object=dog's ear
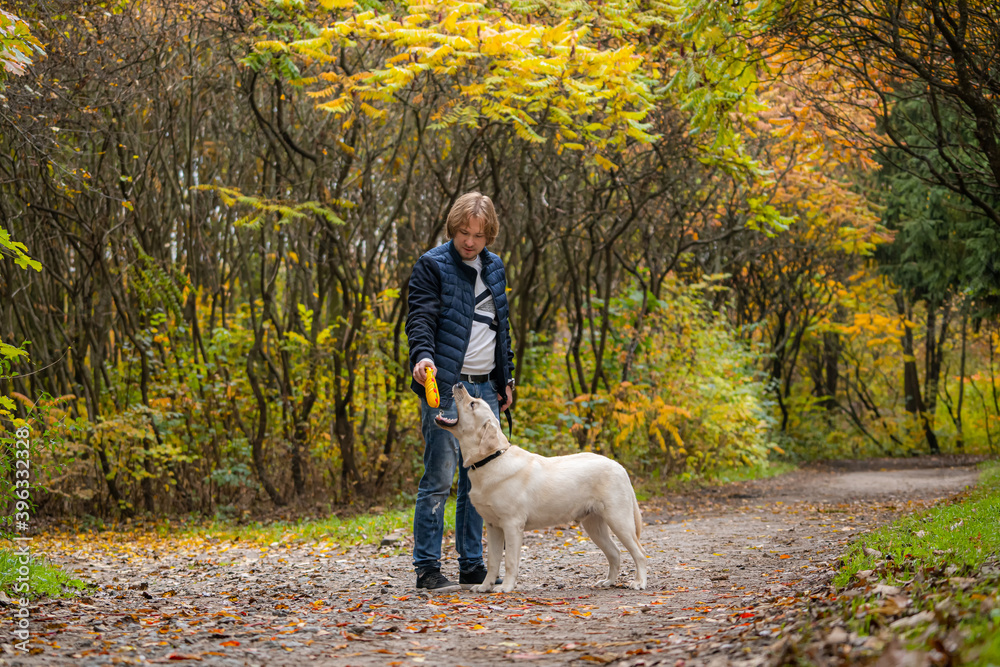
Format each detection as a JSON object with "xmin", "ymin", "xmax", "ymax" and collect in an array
[{"xmin": 479, "ymin": 418, "xmax": 508, "ymax": 458}]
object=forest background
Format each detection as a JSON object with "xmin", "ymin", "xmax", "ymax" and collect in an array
[{"xmin": 1, "ymin": 0, "xmax": 999, "ymax": 521}]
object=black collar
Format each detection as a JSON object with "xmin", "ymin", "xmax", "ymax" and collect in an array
[{"xmin": 469, "ymin": 449, "xmax": 505, "ymax": 470}]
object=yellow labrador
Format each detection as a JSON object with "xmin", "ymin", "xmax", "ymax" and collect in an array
[{"xmin": 435, "ymin": 384, "xmax": 647, "ymax": 593}]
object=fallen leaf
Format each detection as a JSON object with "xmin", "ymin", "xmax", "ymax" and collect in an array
[
  {"xmin": 826, "ymin": 627, "xmax": 849, "ymax": 644},
  {"xmin": 872, "ymin": 584, "xmax": 902, "ymax": 597},
  {"xmin": 873, "ymin": 595, "xmax": 909, "ymax": 616},
  {"xmin": 873, "ymin": 639, "xmax": 931, "ymax": 666},
  {"xmin": 889, "ymin": 610, "xmax": 936, "ymax": 630},
  {"xmin": 855, "ymin": 569, "xmax": 875, "ymax": 584}
]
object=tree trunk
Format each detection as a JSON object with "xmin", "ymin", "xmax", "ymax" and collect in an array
[
  {"xmin": 897, "ymin": 294, "xmax": 921, "ymax": 415},
  {"xmin": 335, "ymin": 398, "xmax": 359, "ymax": 500},
  {"xmin": 822, "ymin": 330, "xmax": 840, "ymax": 410},
  {"xmin": 772, "ymin": 312, "xmax": 789, "ymax": 432},
  {"xmin": 291, "ymin": 393, "xmax": 317, "ymax": 496},
  {"xmin": 955, "ymin": 312, "xmax": 966, "ymax": 449},
  {"xmin": 621, "ymin": 283, "xmax": 649, "ymax": 384},
  {"xmin": 923, "ymin": 299, "xmax": 950, "ymax": 425},
  {"xmin": 245, "ymin": 346, "xmax": 287, "ymax": 507},
  {"xmin": 896, "ymin": 293, "xmax": 939, "ymax": 453}
]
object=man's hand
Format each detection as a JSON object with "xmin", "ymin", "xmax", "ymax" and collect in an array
[
  {"xmin": 413, "ymin": 358, "xmax": 436, "ymax": 385},
  {"xmin": 499, "ymin": 384, "xmax": 514, "ymax": 410}
]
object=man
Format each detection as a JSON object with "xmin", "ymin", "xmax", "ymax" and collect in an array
[{"xmin": 405, "ymin": 192, "xmax": 516, "ymax": 593}]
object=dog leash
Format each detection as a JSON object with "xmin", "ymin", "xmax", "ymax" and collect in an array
[{"xmin": 503, "ymin": 407, "xmax": 513, "ymax": 440}]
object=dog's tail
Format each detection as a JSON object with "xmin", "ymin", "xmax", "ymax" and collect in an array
[{"xmin": 633, "ymin": 493, "xmax": 647, "ymax": 558}]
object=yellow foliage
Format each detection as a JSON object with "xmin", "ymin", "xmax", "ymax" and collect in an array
[
  {"xmin": 593, "ymin": 154, "xmax": 617, "ymax": 171},
  {"xmin": 253, "ymin": 0, "xmax": 667, "ymax": 156}
]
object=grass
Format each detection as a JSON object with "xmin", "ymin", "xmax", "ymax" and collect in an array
[
  {"xmin": 636, "ymin": 458, "xmax": 797, "ymax": 500},
  {"xmin": 178, "ymin": 498, "xmax": 458, "ymax": 548},
  {"xmin": 0, "ymin": 547, "xmax": 89, "ymax": 599},
  {"xmin": 705, "ymin": 459, "xmax": 797, "ymax": 485},
  {"xmin": 832, "ymin": 459, "xmax": 1000, "ymax": 665}
]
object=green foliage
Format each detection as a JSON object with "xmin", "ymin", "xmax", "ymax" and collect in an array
[
  {"xmin": 0, "ymin": 226, "xmax": 40, "ymax": 273},
  {"xmin": 876, "ymin": 95, "xmax": 1000, "ymax": 314},
  {"xmin": 1, "ymin": 210, "xmax": 47, "ymax": 527},
  {"xmin": 705, "ymin": 459, "xmax": 796, "ymax": 485},
  {"xmin": 128, "ymin": 237, "xmax": 187, "ymax": 321},
  {"xmin": 518, "ymin": 275, "xmax": 778, "ymax": 479},
  {"xmin": 0, "ymin": 8, "xmax": 44, "ymax": 86},
  {"xmin": 0, "ymin": 547, "xmax": 88, "ymax": 599},
  {"xmin": 25, "ymin": 277, "xmax": 424, "ymax": 511}
]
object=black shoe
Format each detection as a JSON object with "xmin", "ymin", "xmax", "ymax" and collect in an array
[
  {"xmin": 415, "ymin": 569, "xmax": 461, "ymax": 593},
  {"xmin": 459, "ymin": 564, "xmax": 503, "ymax": 589}
]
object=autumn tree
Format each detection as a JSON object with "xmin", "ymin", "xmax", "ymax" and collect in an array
[
  {"xmin": 764, "ymin": 0, "xmax": 1000, "ymax": 454},
  {"xmin": 771, "ymin": 0, "xmax": 1000, "ymax": 227}
]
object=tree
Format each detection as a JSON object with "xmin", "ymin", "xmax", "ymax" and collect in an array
[
  {"xmin": 772, "ymin": 0, "xmax": 1000, "ymax": 227},
  {"xmin": 872, "ymin": 95, "xmax": 1000, "ymax": 453}
]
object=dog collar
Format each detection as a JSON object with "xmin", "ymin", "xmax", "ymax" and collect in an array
[{"xmin": 469, "ymin": 449, "xmax": 505, "ymax": 470}]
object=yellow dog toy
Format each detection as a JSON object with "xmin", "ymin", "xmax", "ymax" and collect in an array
[{"xmin": 424, "ymin": 366, "xmax": 440, "ymax": 408}]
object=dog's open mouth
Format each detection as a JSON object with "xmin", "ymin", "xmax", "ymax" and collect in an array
[{"xmin": 435, "ymin": 413, "xmax": 458, "ymax": 427}]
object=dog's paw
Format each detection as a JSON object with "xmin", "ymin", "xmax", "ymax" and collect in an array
[
  {"xmin": 498, "ymin": 581, "xmax": 517, "ymax": 593},
  {"xmin": 627, "ymin": 579, "xmax": 647, "ymax": 590},
  {"xmin": 594, "ymin": 579, "xmax": 614, "ymax": 588},
  {"xmin": 471, "ymin": 583, "xmax": 494, "ymax": 593}
]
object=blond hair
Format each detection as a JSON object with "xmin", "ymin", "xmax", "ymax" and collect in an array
[{"xmin": 446, "ymin": 192, "xmax": 499, "ymax": 246}]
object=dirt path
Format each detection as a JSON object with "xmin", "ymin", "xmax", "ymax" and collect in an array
[{"xmin": 2, "ymin": 456, "xmax": 983, "ymax": 667}]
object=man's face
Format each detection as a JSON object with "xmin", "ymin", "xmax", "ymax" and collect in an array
[{"xmin": 454, "ymin": 216, "xmax": 487, "ymax": 260}]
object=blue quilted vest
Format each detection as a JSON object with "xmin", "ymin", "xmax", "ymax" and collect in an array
[{"xmin": 406, "ymin": 241, "xmax": 514, "ymax": 406}]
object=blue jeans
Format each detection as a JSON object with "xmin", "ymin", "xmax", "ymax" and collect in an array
[{"xmin": 413, "ymin": 378, "xmax": 501, "ymax": 575}]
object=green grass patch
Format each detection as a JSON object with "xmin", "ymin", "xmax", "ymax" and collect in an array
[
  {"xmin": 638, "ymin": 459, "xmax": 797, "ymax": 499},
  {"xmin": 705, "ymin": 459, "xmax": 798, "ymax": 485},
  {"xmin": 0, "ymin": 547, "xmax": 89, "ymax": 599},
  {"xmin": 180, "ymin": 498, "xmax": 457, "ymax": 549},
  {"xmin": 833, "ymin": 460, "xmax": 1000, "ymax": 665}
]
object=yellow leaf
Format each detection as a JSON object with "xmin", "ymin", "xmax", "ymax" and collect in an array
[{"xmin": 593, "ymin": 154, "xmax": 617, "ymax": 171}]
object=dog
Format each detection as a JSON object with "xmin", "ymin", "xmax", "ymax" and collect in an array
[{"xmin": 435, "ymin": 384, "xmax": 647, "ymax": 593}]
